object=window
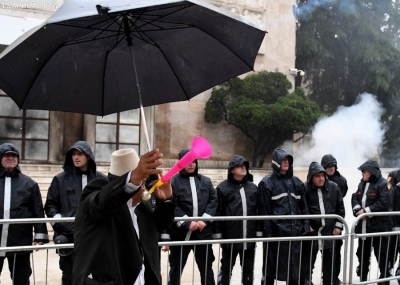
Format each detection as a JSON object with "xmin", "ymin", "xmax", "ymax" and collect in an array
[
  {"xmin": 0, "ymin": 92, "xmax": 49, "ymax": 161},
  {"xmin": 95, "ymin": 109, "xmax": 140, "ymax": 162}
]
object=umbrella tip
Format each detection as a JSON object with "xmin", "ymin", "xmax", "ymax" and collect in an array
[{"xmin": 96, "ymin": 5, "xmax": 110, "ymax": 15}]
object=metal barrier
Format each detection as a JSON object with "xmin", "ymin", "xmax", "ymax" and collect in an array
[
  {"xmin": 349, "ymin": 212, "xmax": 400, "ymax": 285},
  {"xmin": 0, "ymin": 214, "xmax": 399, "ymax": 285}
]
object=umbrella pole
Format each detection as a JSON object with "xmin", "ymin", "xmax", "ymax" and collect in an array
[{"xmin": 126, "ymin": 37, "xmax": 151, "ymax": 152}]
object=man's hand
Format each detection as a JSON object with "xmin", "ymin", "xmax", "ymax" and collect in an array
[
  {"xmin": 130, "ymin": 149, "xmax": 163, "ymax": 185},
  {"xmin": 196, "ymin": 221, "xmax": 207, "ymax": 232},
  {"xmin": 356, "ymin": 209, "xmax": 367, "ymax": 220},
  {"xmin": 356, "ymin": 209, "xmax": 364, "ymax": 216},
  {"xmin": 33, "ymin": 241, "xmax": 44, "ymax": 251},
  {"xmin": 161, "ymin": 245, "xmax": 169, "ymax": 252},
  {"xmin": 153, "ymin": 173, "xmax": 173, "ymax": 201},
  {"xmin": 189, "ymin": 222, "xmax": 198, "ymax": 232},
  {"xmin": 333, "ymin": 228, "xmax": 342, "ymax": 235}
]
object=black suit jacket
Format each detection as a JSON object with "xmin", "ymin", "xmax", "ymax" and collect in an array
[{"xmin": 72, "ymin": 174, "xmax": 175, "ymax": 285}]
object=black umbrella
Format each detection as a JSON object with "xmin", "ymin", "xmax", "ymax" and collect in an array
[{"xmin": 0, "ymin": 0, "xmax": 265, "ymax": 149}]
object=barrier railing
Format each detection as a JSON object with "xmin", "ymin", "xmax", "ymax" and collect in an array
[
  {"xmin": 349, "ymin": 211, "xmax": 400, "ymax": 285},
  {"xmin": 0, "ymin": 214, "xmax": 399, "ymax": 285}
]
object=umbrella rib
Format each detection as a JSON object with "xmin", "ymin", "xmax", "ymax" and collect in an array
[
  {"xmin": 127, "ymin": 4, "xmax": 193, "ymax": 32},
  {"xmin": 100, "ymin": 15, "xmax": 124, "ymax": 116},
  {"xmin": 53, "ymin": 22, "xmax": 121, "ymax": 33},
  {"xmin": 195, "ymin": 26, "xmax": 256, "ymax": 72},
  {"xmin": 63, "ymin": 33, "xmax": 124, "ymax": 46},
  {"xmin": 18, "ymin": 44, "xmax": 66, "ymax": 109},
  {"xmin": 90, "ymin": 14, "xmax": 123, "ymax": 42},
  {"xmin": 133, "ymin": 25, "xmax": 190, "ymax": 100},
  {"xmin": 131, "ymin": 3, "xmax": 258, "ymax": 72}
]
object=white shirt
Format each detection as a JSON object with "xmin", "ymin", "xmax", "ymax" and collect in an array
[{"xmin": 126, "ymin": 171, "xmax": 145, "ymax": 285}]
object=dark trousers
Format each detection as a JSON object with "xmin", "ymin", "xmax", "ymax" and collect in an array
[
  {"xmin": 311, "ymin": 246, "xmax": 335, "ymax": 285},
  {"xmin": 0, "ymin": 253, "xmax": 32, "ymax": 285},
  {"xmin": 388, "ymin": 235, "xmax": 400, "ymax": 269},
  {"xmin": 334, "ymin": 240, "xmax": 343, "ymax": 281},
  {"xmin": 262, "ymin": 241, "xmax": 301, "ymax": 285},
  {"xmin": 220, "ymin": 246, "xmax": 255, "ymax": 285},
  {"xmin": 59, "ymin": 254, "xmax": 73, "ymax": 285},
  {"xmin": 356, "ymin": 236, "xmax": 390, "ymax": 285},
  {"xmin": 169, "ymin": 244, "xmax": 215, "ymax": 285}
]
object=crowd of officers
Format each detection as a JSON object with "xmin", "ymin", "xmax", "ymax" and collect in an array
[{"xmin": 0, "ymin": 141, "xmax": 398, "ymax": 285}]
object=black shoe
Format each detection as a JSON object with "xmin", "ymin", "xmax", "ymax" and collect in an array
[{"xmin": 333, "ymin": 280, "xmax": 343, "ymax": 285}]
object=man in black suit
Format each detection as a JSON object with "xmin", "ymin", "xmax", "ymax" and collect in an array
[{"xmin": 72, "ymin": 148, "xmax": 176, "ymax": 285}]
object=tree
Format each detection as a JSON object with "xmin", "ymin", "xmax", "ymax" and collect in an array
[
  {"xmin": 204, "ymin": 71, "xmax": 321, "ymax": 167},
  {"xmin": 295, "ymin": 0, "xmax": 400, "ymax": 165},
  {"xmin": 381, "ymin": 95, "xmax": 400, "ymax": 167},
  {"xmin": 296, "ymin": 0, "xmax": 400, "ymax": 114}
]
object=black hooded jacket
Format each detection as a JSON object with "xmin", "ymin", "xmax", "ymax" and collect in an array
[
  {"xmin": 257, "ymin": 149, "xmax": 310, "ymax": 281},
  {"xmin": 258, "ymin": 148, "xmax": 310, "ymax": 237},
  {"xmin": 168, "ymin": 149, "xmax": 218, "ymax": 241},
  {"xmin": 0, "ymin": 143, "xmax": 49, "ymax": 254},
  {"xmin": 213, "ymin": 155, "xmax": 263, "ymax": 249},
  {"xmin": 305, "ymin": 162, "xmax": 345, "ymax": 249},
  {"xmin": 351, "ymin": 160, "xmax": 391, "ymax": 233},
  {"xmin": 321, "ymin": 154, "xmax": 348, "ymax": 197},
  {"xmin": 45, "ymin": 141, "xmax": 106, "ymax": 240},
  {"xmin": 388, "ymin": 169, "xmax": 400, "ymax": 230}
]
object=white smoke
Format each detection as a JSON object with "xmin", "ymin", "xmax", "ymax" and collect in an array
[{"xmin": 281, "ymin": 93, "xmax": 386, "ymax": 168}]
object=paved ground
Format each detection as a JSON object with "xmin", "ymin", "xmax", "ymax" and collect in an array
[{"xmin": 0, "ymin": 241, "xmax": 397, "ymax": 285}]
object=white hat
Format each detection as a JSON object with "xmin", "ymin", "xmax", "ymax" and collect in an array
[{"xmin": 109, "ymin": 149, "xmax": 140, "ymax": 176}]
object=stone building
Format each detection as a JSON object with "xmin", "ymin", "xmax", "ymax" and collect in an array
[{"xmin": 0, "ymin": 0, "xmax": 297, "ymax": 167}]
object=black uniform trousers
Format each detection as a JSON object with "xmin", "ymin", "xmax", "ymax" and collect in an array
[
  {"xmin": 220, "ymin": 245, "xmax": 255, "ymax": 285},
  {"xmin": 169, "ymin": 244, "xmax": 215, "ymax": 285},
  {"xmin": 311, "ymin": 246, "xmax": 335, "ymax": 285},
  {"xmin": 356, "ymin": 236, "xmax": 390, "ymax": 285},
  {"xmin": 388, "ymin": 235, "xmax": 400, "ymax": 269},
  {"xmin": 334, "ymin": 240, "xmax": 343, "ymax": 281},
  {"xmin": 59, "ymin": 254, "xmax": 73, "ymax": 285},
  {"xmin": 0, "ymin": 253, "xmax": 31, "ymax": 285}
]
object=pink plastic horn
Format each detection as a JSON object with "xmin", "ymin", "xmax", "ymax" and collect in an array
[{"xmin": 142, "ymin": 136, "xmax": 212, "ymax": 200}]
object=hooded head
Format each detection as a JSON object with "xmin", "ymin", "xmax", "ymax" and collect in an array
[
  {"xmin": 271, "ymin": 148, "xmax": 293, "ymax": 177},
  {"xmin": 63, "ymin": 141, "xmax": 96, "ymax": 173},
  {"xmin": 306, "ymin": 162, "xmax": 327, "ymax": 189},
  {"xmin": 0, "ymin": 143, "xmax": 21, "ymax": 174},
  {"xmin": 358, "ymin": 160, "xmax": 381, "ymax": 181},
  {"xmin": 178, "ymin": 148, "xmax": 198, "ymax": 175},
  {"xmin": 228, "ymin": 155, "xmax": 253, "ymax": 182},
  {"xmin": 321, "ymin": 154, "xmax": 338, "ymax": 169},
  {"xmin": 108, "ymin": 148, "xmax": 140, "ymax": 181},
  {"xmin": 0, "ymin": 143, "xmax": 20, "ymax": 163}
]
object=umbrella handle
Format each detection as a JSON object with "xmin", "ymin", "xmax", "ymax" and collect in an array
[{"xmin": 140, "ymin": 105, "xmax": 151, "ymax": 152}]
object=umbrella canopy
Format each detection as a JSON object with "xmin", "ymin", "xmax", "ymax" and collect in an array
[{"xmin": 0, "ymin": 0, "xmax": 265, "ymax": 116}]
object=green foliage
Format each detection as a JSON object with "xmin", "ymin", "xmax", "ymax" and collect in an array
[
  {"xmin": 296, "ymin": 0, "xmax": 400, "ymax": 113},
  {"xmin": 204, "ymin": 71, "xmax": 321, "ymax": 167},
  {"xmin": 295, "ymin": 0, "xmax": 400, "ymax": 165}
]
